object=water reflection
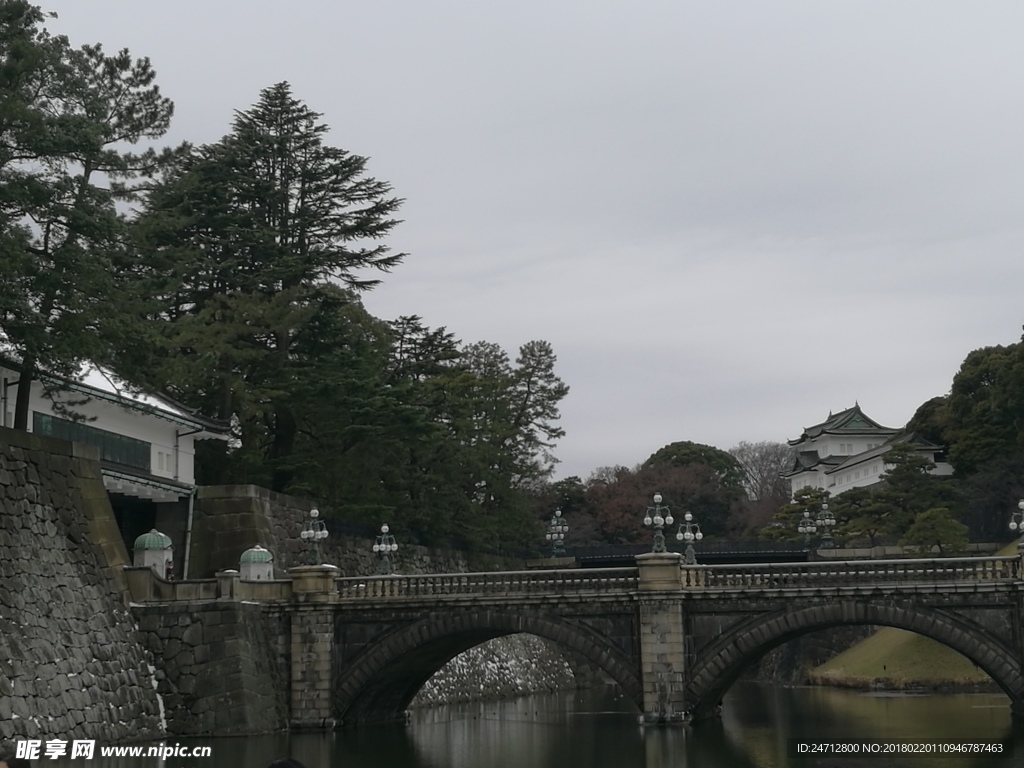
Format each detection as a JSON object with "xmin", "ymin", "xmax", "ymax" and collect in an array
[
  {"xmin": 44, "ymin": 683, "xmax": 1022, "ymax": 768},
  {"xmin": 391, "ymin": 692, "xmax": 643, "ymax": 768},
  {"xmin": 324, "ymin": 685, "xmax": 1017, "ymax": 768},
  {"xmin": 719, "ymin": 684, "xmax": 1017, "ymax": 768}
]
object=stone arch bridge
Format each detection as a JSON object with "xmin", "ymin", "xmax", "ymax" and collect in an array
[{"xmin": 127, "ymin": 552, "xmax": 1024, "ymax": 728}]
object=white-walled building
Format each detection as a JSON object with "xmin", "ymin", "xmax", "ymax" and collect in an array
[
  {"xmin": 783, "ymin": 404, "xmax": 953, "ymax": 498},
  {"xmin": 1, "ymin": 361, "xmax": 228, "ymax": 500},
  {"xmin": 1, "ymin": 359, "xmax": 230, "ymax": 575}
]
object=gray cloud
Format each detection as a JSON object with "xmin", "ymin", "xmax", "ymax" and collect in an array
[{"xmin": 45, "ymin": 0, "xmax": 1024, "ymax": 478}]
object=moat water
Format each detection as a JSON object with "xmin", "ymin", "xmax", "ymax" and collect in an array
[{"xmin": 46, "ymin": 682, "xmax": 1021, "ymax": 768}]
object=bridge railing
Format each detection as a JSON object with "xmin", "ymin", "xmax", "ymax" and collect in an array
[
  {"xmin": 686, "ymin": 555, "xmax": 1021, "ymax": 590},
  {"xmin": 335, "ymin": 567, "xmax": 639, "ymax": 600}
]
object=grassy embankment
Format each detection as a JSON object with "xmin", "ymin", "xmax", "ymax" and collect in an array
[{"xmin": 807, "ymin": 542, "xmax": 1018, "ymax": 691}]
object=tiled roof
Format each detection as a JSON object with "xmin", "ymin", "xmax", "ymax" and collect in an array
[
  {"xmin": 781, "ymin": 450, "xmax": 846, "ymax": 477},
  {"xmin": 0, "ymin": 354, "xmax": 230, "ymax": 437},
  {"xmin": 789, "ymin": 403, "xmax": 898, "ymax": 445}
]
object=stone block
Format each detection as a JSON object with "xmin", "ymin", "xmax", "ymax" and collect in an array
[
  {"xmin": 181, "ymin": 623, "xmax": 203, "ymax": 647},
  {"xmin": 145, "ymin": 634, "xmax": 163, "ymax": 654},
  {"xmin": 193, "ymin": 644, "xmax": 211, "ymax": 665},
  {"xmin": 199, "ymin": 710, "xmax": 217, "ymax": 733},
  {"xmin": 163, "ymin": 638, "xmax": 181, "ymax": 659},
  {"xmin": 178, "ymin": 673, "xmax": 197, "ymax": 694}
]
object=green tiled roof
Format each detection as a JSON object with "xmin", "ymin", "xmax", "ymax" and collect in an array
[
  {"xmin": 240, "ymin": 545, "xmax": 274, "ymax": 564},
  {"xmin": 134, "ymin": 529, "xmax": 172, "ymax": 550},
  {"xmin": 790, "ymin": 403, "xmax": 898, "ymax": 445}
]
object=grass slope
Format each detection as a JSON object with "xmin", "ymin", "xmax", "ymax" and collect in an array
[
  {"xmin": 808, "ymin": 541, "xmax": 1020, "ymax": 689},
  {"xmin": 808, "ymin": 627, "xmax": 990, "ymax": 689}
]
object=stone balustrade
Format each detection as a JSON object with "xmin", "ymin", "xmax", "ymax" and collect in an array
[
  {"xmin": 335, "ymin": 567, "xmax": 640, "ymax": 600},
  {"xmin": 688, "ymin": 555, "xmax": 1021, "ymax": 591},
  {"xmin": 125, "ymin": 555, "xmax": 1023, "ymax": 605}
]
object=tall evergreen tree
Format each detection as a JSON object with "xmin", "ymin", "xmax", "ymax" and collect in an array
[
  {"xmin": 133, "ymin": 83, "xmax": 404, "ymax": 490},
  {"xmin": 411, "ymin": 338, "xmax": 569, "ymax": 549}
]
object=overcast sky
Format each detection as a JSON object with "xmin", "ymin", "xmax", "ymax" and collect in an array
[{"xmin": 42, "ymin": 1, "xmax": 1024, "ymax": 479}]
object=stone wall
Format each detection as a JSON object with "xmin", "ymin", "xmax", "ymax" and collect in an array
[
  {"xmin": 0, "ymin": 426, "xmax": 165, "ymax": 746},
  {"xmin": 0, "ymin": 440, "xmax": 607, "ymax": 743},
  {"xmin": 745, "ymin": 626, "xmax": 876, "ymax": 685},
  {"xmin": 133, "ymin": 602, "xmax": 289, "ymax": 735},
  {"xmin": 189, "ymin": 484, "xmax": 520, "ymax": 578},
  {"xmin": 410, "ymin": 635, "xmax": 579, "ymax": 707}
]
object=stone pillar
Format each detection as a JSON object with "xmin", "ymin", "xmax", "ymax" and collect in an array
[
  {"xmin": 636, "ymin": 552, "xmax": 688, "ymax": 723},
  {"xmin": 290, "ymin": 564, "xmax": 340, "ymax": 601},
  {"xmin": 288, "ymin": 565, "xmax": 339, "ymax": 729},
  {"xmin": 217, "ymin": 569, "xmax": 240, "ymax": 600}
]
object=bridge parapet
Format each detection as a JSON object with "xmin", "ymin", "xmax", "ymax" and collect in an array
[
  {"xmin": 335, "ymin": 567, "xmax": 639, "ymax": 601},
  {"xmin": 691, "ymin": 555, "xmax": 1021, "ymax": 592},
  {"xmin": 124, "ymin": 566, "xmax": 293, "ymax": 602}
]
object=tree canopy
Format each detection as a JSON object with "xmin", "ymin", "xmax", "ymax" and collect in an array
[
  {"xmin": 121, "ymin": 83, "xmax": 571, "ymax": 549},
  {"xmin": 643, "ymin": 440, "xmax": 746, "ymax": 494},
  {"xmin": 729, "ymin": 440, "xmax": 795, "ymax": 503},
  {"xmin": 129, "ymin": 82, "xmax": 408, "ymax": 491},
  {"xmin": 761, "ymin": 486, "xmax": 830, "ymax": 541},
  {"xmin": 902, "ymin": 337, "xmax": 1024, "ymax": 539},
  {"xmin": 900, "ymin": 507, "xmax": 969, "ymax": 555},
  {"xmin": 535, "ymin": 440, "xmax": 750, "ymax": 548}
]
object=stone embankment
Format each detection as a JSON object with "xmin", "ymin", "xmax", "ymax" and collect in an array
[
  {"xmin": 0, "ymin": 427, "xmax": 165, "ymax": 746},
  {"xmin": 0, "ymin": 425, "xmax": 583, "ymax": 744},
  {"xmin": 411, "ymin": 635, "xmax": 578, "ymax": 707},
  {"xmin": 133, "ymin": 602, "xmax": 289, "ymax": 736}
]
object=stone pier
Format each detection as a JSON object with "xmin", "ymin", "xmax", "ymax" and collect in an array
[
  {"xmin": 635, "ymin": 552, "xmax": 687, "ymax": 723},
  {"xmin": 288, "ymin": 565, "xmax": 340, "ymax": 729}
]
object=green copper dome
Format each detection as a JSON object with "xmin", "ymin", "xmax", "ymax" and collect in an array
[
  {"xmin": 240, "ymin": 544, "xmax": 274, "ymax": 564},
  {"xmin": 134, "ymin": 529, "xmax": 172, "ymax": 550}
]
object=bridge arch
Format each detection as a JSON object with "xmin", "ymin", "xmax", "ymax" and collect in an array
[
  {"xmin": 334, "ymin": 608, "xmax": 643, "ymax": 724},
  {"xmin": 686, "ymin": 599, "xmax": 1024, "ymax": 721}
]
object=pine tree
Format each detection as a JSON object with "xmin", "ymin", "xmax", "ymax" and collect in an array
[
  {"xmin": 133, "ymin": 82, "xmax": 404, "ymax": 490},
  {"xmin": 763, "ymin": 486, "xmax": 830, "ymax": 541},
  {"xmin": 900, "ymin": 507, "xmax": 969, "ymax": 556},
  {"xmin": 0, "ymin": 1, "xmax": 175, "ymax": 427}
]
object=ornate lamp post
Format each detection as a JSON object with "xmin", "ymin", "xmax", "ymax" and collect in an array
[
  {"xmin": 545, "ymin": 508, "xmax": 568, "ymax": 557},
  {"xmin": 675, "ymin": 510, "xmax": 703, "ymax": 565},
  {"xmin": 816, "ymin": 501, "xmax": 836, "ymax": 549},
  {"xmin": 300, "ymin": 507, "xmax": 329, "ymax": 565},
  {"xmin": 1009, "ymin": 500, "xmax": 1024, "ymax": 536},
  {"xmin": 373, "ymin": 523, "xmax": 398, "ymax": 575},
  {"xmin": 798, "ymin": 509, "xmax": 817, "ymax": 546},
  {"xmin": 643, "ymin": 493, "xmax": 674, "ymax": 553}
]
